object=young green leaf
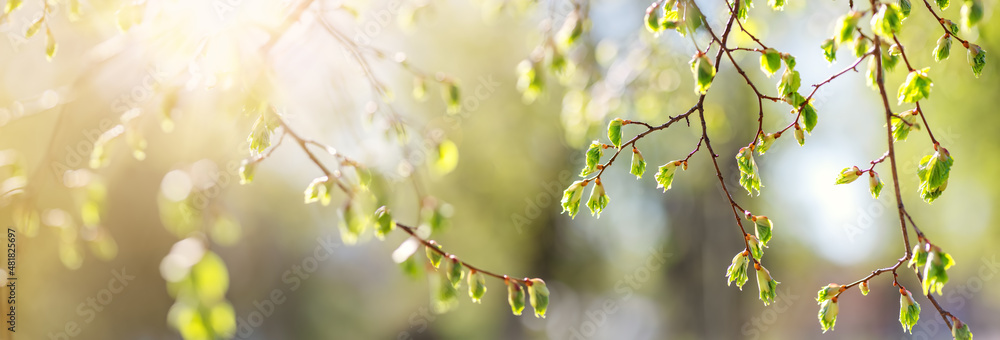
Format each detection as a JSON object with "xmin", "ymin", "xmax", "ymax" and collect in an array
[
  {"xmin": 755, "ymin": 264, "xmax": 779, "ymax": 306},
  {"xmin": 768, "ymin": 0, "xmax": 785, "ymax": 10},
  {"xmin": 908, "ymin": 240, "xmax": 930, "ymax": 273},
  {"xmin": 962, "ymin": 0, "xmax": 983, "ymax": 28},
  {"xmin": 891, "ymin": 109, "xmax": 920, "ymax": 141},
  {"xmin": 736, "ymin": 147, "xmax": 762, "ymax": 195},
  {"xmin": 968, "ymin": 44, "xmax": 987, "ymax": 78},
  {"xmin": 854, "ymin": 37, "xmax": 870, "ymax": 58},
  {"xmin": 816, "ymin": 283, "xmax": 842, "ymax": 302},
  {"xmin": 818, "ymin": 298, "xmax": 839, "ymax": 333},
  {"xmin": 835, "ymin": 12, "xmax": 862, "ymax": 45},
  {"xmin": 782, "ymin": 53, "xmax": 797, "ymax": 69},
  {"xmin": 507, "ymin": 280, "xmax": 526, "ymax": 316},
  {"xmin": 801, "ymin": 100, "xmax": 818, "ymax": 133},
  {"xmin": 760, "ymin": 48, "xmax": 782, "ymax": 77},
  {"xmin": 468, "ymin": 270, "xmax": 487, "ymax": 303},
  {"xmin": 922, "ymin": 246, "xmax": 955, "ymax": 295},
  {"xmin": 747, "ymin": 234, "xmax": 764, "ymax": 260},
  {"xmin": 899, "ymin": 0, "xmax": 912, "ymax": 18},
  {"xmin": 731, "ymin": 0, "xmax": 751, "ymax": 22},
  {"xmin": 443, "ymin": 82, "xmax": 461, "ymax": 114},
  {"xmin": 607, "ymin": 118, "xmax": 624, "ymax": 148},
  {"xmin": 447, "ymin": 258, "xmax": 465, "ymax": 289},
  {"xmin": 821, "ymin": 38, "xmax": 837, "ymax": 64},
  {"xmin": 900, "ymin": 289, "xmax": 921, "ymax": 333},
  {"xmin": 527, "ymin": 278, "xmax": 549, "ymax": 318},
  {"xmin": 586, "ymin": 178, "xmax": 610, "ymax": 218},
  {"xmin": 869, "ymin": 171, "xmax": 884, "ymax": 199},
  {"xmin": 426, "ymin": 243, "xmax": 444, "ymax": 268},
  {"xmin": 916, "ymin": 148, "xmax": 953, "ymax": 203},
  {"xmin": 936, "ymin": 0, "xmax": 950, "ymax": 10},
  {"xmin": 751, "ymin": 215, "xmax": 773, "ymax": 247},
  {"xmin": 897, "ymin": 68, "xmax": 933, "ymax": 105},
  {"xmin": 794, "ymin": 125, "xmax": 806, "ymax": 146},
  {"xmin": 655, "ymin": 161, "xmax": 681, "ymax": 192},
  {"xmin": 557, "ymin": 10, "xmax": 584, "ymax": 47},
  {"xmin": 690, "ymin": 53, "xmax": 716, "ymax": 94},
  {"xmin": 580, "ymin": 141, "xmax": 603, "ymax": 177},
  {"xmin": 952, "ymin": 318, "xmax": 973, "ymax": 340},
  {"xmin": 933, "ymin": 34, "xmax": 952, "ymax": 62},
  {"xmin": 645, "ymin": 3, "xmax": 662, "ymax": 33},
  {"xmin": 726, "ymin": 251, "xmax": 750, "ymax": 290},
  {"xmin": 560, "ymin": 180, "xmax": 588, "ymax": 218},
  {"xmin": 516, "ymin": 59, "xmax": 544, "ymax": 103},
  {"xmin": 871, "ymin": 3, "xmax": 903, "ymax": 38},
  {"xmin": 303, "ymin": 176, "xmax": 333, "ymax": 206},
  {"xmin": 756, "ymin": 132, "xmax": 777, "ymax": 155},
  {"xmin": 431, "ymin": 272, "xmax": 459, "ymax": 314},
  {"xmin": 630, "ymin": 148, "xmax": 647, "ymax": 179},
  {"xmin": 373, "ymin": 206, "xmax": 395, "ymax": 240},
  {"xmin": 860, "ymin": 280, "xmax": 870, "ymax": 296},
  {"xmin": 835, "ymin": 166, "xmax": 862, "ymax": 185},
  {"xmin": 944, "ymin": 19, "xmax": 960, "ymax": 35},
  {"xmin": 778, "ymin": 68, "xmax": 801, "ymax": 99}
]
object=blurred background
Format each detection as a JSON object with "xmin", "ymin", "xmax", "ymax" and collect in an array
[{"xmin": 0, "ymin": 0, "xmax": 998, "ymax": 339}]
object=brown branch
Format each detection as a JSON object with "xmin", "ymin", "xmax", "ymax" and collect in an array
[{"xmin": 397, "ymin": 223, "xmax": 531, "ymax": 284}]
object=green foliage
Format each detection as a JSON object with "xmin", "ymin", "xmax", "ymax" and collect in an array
[
  {"xmin": 900, "ymin": 290, "xmax": 921, "ymax": 333},
  {"xmin": 778, "ymin": 68, "xmax": 801, "ymax": 99},
  {"xmin": 426, "ymin": 244, "xmax": 444, "ymax": 268},
  {"xmin": 691, "ymin": 53, "xmax": 716, "ymax": 94},
  {"xmin": 756, "ymin": 133, "xmax": 776, "ymax": 155},
  {"xmin": 871, "ymin": 3, "xmax": 903, "ymax": 38},
  {"xmin": 655, "ymin": 161, "xmax": 681, "ymax": 192},
  {"xmin": 869, "ymin": 172, "xmax": 884, "ymax": 199},
  {"xmin": 854, "ymin": 38, "xmax": 870, "ymax": 58},
  {"xmin": 580, "ymin": 140, "xmax": 603, "ymax": 176},
  {"xmin": 630, "ymin": 148, "xmax": 647, "ymax": 179},
  {"xmin": 801, "ymin": 100, "xmax": 818, "ymax": 133},
  {"xmin": 917, "ymin": 148, "xmax": 953, "ymax": 203},
  {"xmin": 897, "ymin": 68, "xmax": 933, "ymax": 105},
  {"xmin": 373, "ymin": 206, "xmax": 395, "ymax": 240},
  {"xmin": 586, "ymin": 179, "xmax": 609, "ymax": 218},
  {"xmin": 752, "ymin": 215, "xmax": 773, "ymax": 247},
  {"xmin": 952, "ymin": 318, "xmax": 974, "ymax": 340},
  {"xmin": 795, "ymin": 126, "xmax": 806, "ymax": 146},
  {"xmin": 962, "ymin": 0, "xmax": 983, "ymax": 28},
  {"xmin": 736, "ymin": 146, "xmax": 762, "ymax": 195},
  {"xmin": 443, "ymin": 82, "xmax": 461, "ymax": 114},
  {"xmin": 447, "ymin": 259, "xmax": 465, "ymax": 288},
  {"xmin": 432, "ymin": 272, "xmax": 460, "ymax": 314},
  {"xmin": 303, "ymin": 176, "xmax": 333, "ymax": 206},
  {"xmin": 645, "ymin": 3, "xmax": 662, "ymax": 33},
  {"xmin": 891, "ymin": 109, "xmax": 920, "ymax": 142},
  {"xmin": 726, "ymin": 251, "xmax": 750, "ymax": 290},
  {"xmin": 822, "ymin": 38, "xmax": 838, "ymax": 64},
  {"xmin": 934, "ymin": 35, "xmax": 952, "ymax": 62},
  {"xmin": 816, "ymin": 283, "xmax": 841, "ymax": 302},
  {"xmin": 968, "ymin": 44, "xmax": 987, "ymax": 78},
  {"xmin": 732, "ymin": 0, "xmax": 751, "ymax": 22},
  {"xmin": 899, "ymin": 0, "xmax": 912, "ymax": 18},
  {"xmin": 516, "ymin": 60, "xmax": 544, "ymax": 103},
  {"xmin": 860, "ymin": 281, "xmax": 871, "ymax": 296},
  {"xmin": 760, "ymin": 48, "xmax": 782, "ymax": 77},
  {"xmin": 922, "ymin": 247, "xmax": 955, "ymax": 295},
  {"xmin": 561, "ymin": 180, "xmax": 588, "ymax": 218},
  {"xmin": 768, "ymin": 0, "xmax": 785, "ymax": 10},
  {"xmin": 835, "ymin": 166, "xmax": 862, "ymax": 185},
  {"xmin": 527, "ymin": 278, "xmax": 549, "ymax": 318},
  {"xmin": 835, "ymin": 12, "xmax": 862, "ymax": 44},
  {"xmin": 747, "ymin": 234, "xmax": 764, "ymax": 259},
  {"xmin": 607, "ymin": 118, "xmax": 624, "ymax": 148},
  {"xmin": 755, "ymin": 265, "xmax": 779, "ymax": 305},
  {"xmin": 506, "ymin": 281, "xmax": 526, "ymax": 316},
  {"xmin": 936, "ymin": 0, "xmax": 950, "ymax": 10},
  {"xmin": 468, "ymin": 271, "xmax": 487, "ymax": 303},
  {"xmin": 556, "ymin": 11, "xmax": 584, "ymax": 47},
  {"xmin": 818, "ymin": 299, "xmax": 839, "ymax": 333},
  {"xmin": 238, "ymin": 159, "xmax": 256, "ymax": 185}
]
